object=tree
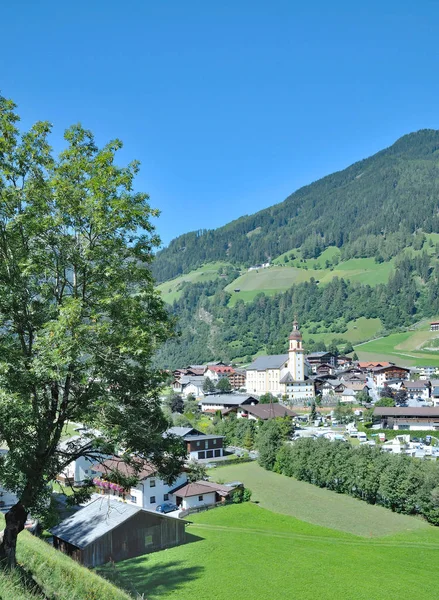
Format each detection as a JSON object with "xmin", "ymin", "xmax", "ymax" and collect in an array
[
  {"xmin": 394, "ymin": 389, "xmax": 408, "ymax": 405},
  {"xmin": 216, "ymin": 377, "xmax": 232, "ymax": 393},
  {"xmin": 203, "ymin": 376, "xmax": 216, "ymax": 394},
  {"xmin": 184, "ymin": 393, "xmax": 199, "ymax": 414},
  {"xmin": 352, "ymin": 352, "xmax": 359, "ymax": 361},
  {"xmin": 309, "ymin": 403, "xmax": 317, "ymax": 422},
  {"xmin": 187, "ymin": 461, "xmax": 208, "ymax": 483},
  {"xmin": 343, "ymin": 342, "xmax": 354, "ymax": 355},
  {"xmin": 356, "ymin": 391, "xmax": 370, "ymax": 406},
  {"xmin": 375, "ymin": 397, "xmax": 396, "ymax": 407},
  {"xmin": 259, "ymin": 392, "xmax": 276, "ymax": 404},
  {"xmin": 0, "ymin": 96, "xmax": 186, "ymax": 567},
  {"xmin": 256, "ymin": 420, "xmax": 285, "ymax": 471},
  {"xmin": 164, "ymin": 391, "xmax": 184, "ymax": 414}
]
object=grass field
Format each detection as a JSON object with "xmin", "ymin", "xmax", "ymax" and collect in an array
[
  {"xmin": 207, "ymin": 462, "xmax": 426, "ymax": 536},
  {"xmin": 156, "ymin": 261, "xmax": 233, "ymax": 304},
  {"xmin": 100, "ymin": 500, "xmax": 439, "ymax": 600},
  {"xmin": 302, "ymin": 317, "xmax": 383, "ymax": 346},
  {"xmin": 356, "ymin": 319, "xmax": 439, "ymax": 367},
  {"xmin": 225, "ymin": 258, "xmax": 394, "ymax": 306}
]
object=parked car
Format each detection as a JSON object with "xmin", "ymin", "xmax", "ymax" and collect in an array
[{"xmin": 156, "ymin": 501, "xmax": 179, "ymax": 514}]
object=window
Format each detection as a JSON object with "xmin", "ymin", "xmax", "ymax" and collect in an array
[
  {"xmin": 150, "ymin": 496, "xmax": 156, "ymax": 504},
  {"xmin": 205, "ymin": 441, "xmax": 209, "ymax": 449},
  {"xmin": 198, "ymin": 495, "xmax": 203, "ymax": 501},
  {"xmin": 130, "ymin": 495, "xmax": 137, "ymax": 504},
  {"xmin": 213, "ymin": 439, "xmax": 217, "ymax": 445},
  {"xmin": 150, "ymin": 479, "xmax": 156, "ymax": 488},
  {"xmin": 164, "ymin": 493, "xmax": 169, "ymax": 501},
  {"xmin": 196, "ymin": 441, "xmax": 200, "ymax": 447}
]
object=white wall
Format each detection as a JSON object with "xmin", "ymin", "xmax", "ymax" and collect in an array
[
  {"xmin": 180, "ymin": 491, "xmax": 216, "ymax": 510},
  {"xmin": 126, "ymin": 472, "xmax": 188, "ymax": 510}
]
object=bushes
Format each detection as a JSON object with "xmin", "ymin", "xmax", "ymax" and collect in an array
[{"xmin": 271, "ymin": 437, "xmax": 439, "ymax": 525}]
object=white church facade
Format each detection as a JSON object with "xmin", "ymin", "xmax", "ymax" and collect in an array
[{"xmin": 245, "ymin": 319, "xmax": 315, "ymax": 401}]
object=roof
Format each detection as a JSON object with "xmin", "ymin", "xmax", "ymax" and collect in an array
[
  {"xmin": 307, "ymin": 351, "xmax": 333, "ymax": 359},
  {"xmin": 371, "ymin": 365, "xmax": 410, "ymax": 373},
  {"xmin": 170, "ymin": 480, "xmax": 234, "ymax": 498},
  {"xmin": 342, "ymin": 389, "xmax": 356, "ymax": 396},
  {"xmin": 167, "ymin": 426, "xmax": 202, "ymax": 438},
  {"xmin": 404, "ymin": 381, "xmax": 429, "ymax": 388},
  {"xmin": 247, "ymin": 354, "xmax": 288, "ymax": 371},
  {"xmin": 183, "ymin": 434, "xmax": 224, "ymax": 441},
  {"xmin": 373, "ymin": 407, "xmax": 439, "ymax": 417},
  {"xmin": 279, "ymin": 372, "xmax": 294, "ymax": 384},
  {"xmin": 206, "ymin": 365, "xmax": 235, "ymax": 374},
  {"xmin": 179, "ymin": 375, "xmax": 205, "ymax": 385},
  {"xmin": 430, "ymin": 321, "xmax": 439, "ymax": 325},
  {"xmin": 50, "ymin": 498, "xmax": 141, "ymax": 548},
  {"xmin": 92, "ymin": 457, "xmax": 156, "ymax": 480},
  {"xmin": 358, "ymin": 361, "xmax": 393, "ymax": 368},
  {"xmin": 240, "ymin": 403, "xmax": 297, "ymax": 419},
  {"xmin": 345, "ymin": 382, "xmax": 369, "ymax": 391},
  {"xmin": 200, "ymin": 394, "xmax": 258, "ymax": 406}
]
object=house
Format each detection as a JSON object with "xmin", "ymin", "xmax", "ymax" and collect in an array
[
  {"xmin": 50, "ymin": 497, "xmax": 187, "ymax": 567},
  {"xmin": 198, "ymin": 393, "xmax": 259, "ymax": 413},
  {"xmin": 371, "ymin": 365, "xmax": 410, "ymax": 388},
  {"xmin": 337, "ymin": 356, "xmax": 354, "ymax": 369},
  {"xmin": 430, "ymin": 380, "xmax": 439, "ymax": 406},
  {"xmin": 343, "ymin": 382, "xmax": 370, "ymax": 396},
  {"xmin": 418, "ymin": 366, "xmax": 439, "ymax": 380},
  {"xmin": 373, "ymin": 406, "xmax": 439, "ymax": 430},
  {"xmin": 430, "ymin": 321, "xmax": 439, "ymax": 331},
  {"xmin": 315, "ymin": 363, "xmax": 335, "ymax": 377},
  {"xmin": 204, "ymin": 365, "xmax": 235, "ymax": 382},
  {"xmin": 340, "ymin": 388, "xmax": 356, "ymax": 403},
  {"xmin": 358, "ymin": 361, "xmax": 394, "ymax": 372},
  {"xmin": 306, "ymin": 352, "xmax": 337, "ymax": 371},
  {"xmin": 170, "ymin": 480, "xmax": 239, "ymax": 510},
  {"xmin": 167, "ymin": 426, "xmax": 225, "ymax": 461},
  {"xmin": 234, "ymin": 403, "xmax": 297, "ymax": 421},
  {"xmin": 246, "ymin": 319, "xmax": 315, "ymax": 401},
  {"xmin": 92, "ymin": 457, "xmax": 188, "ymax": 511},
  {"xmin": 318, "ymin": 379, "xmax": 346, "ymax": 397},
  {"xmin": 229, "ymin": 369, "xmax": 246, "ymax": 390},
  {"xmin": 173, "ymin": 375, "xmax": 205, "ymax": 398},
  {"xmin": 57, "ymin": 435, "xmax": 108, "ymax": 486},
  {"xmin": 402, "ymin": 380, "xmax": 431, "ymax": 400}
]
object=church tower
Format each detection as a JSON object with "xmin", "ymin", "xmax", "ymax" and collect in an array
[{"xmin": 288, "ymin": 316, "xmax": 304, "ymax": 381}]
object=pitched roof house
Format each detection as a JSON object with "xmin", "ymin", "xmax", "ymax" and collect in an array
[{"xmin": 50, "ymin": 497, "xmax": 187, "ymax": 567}]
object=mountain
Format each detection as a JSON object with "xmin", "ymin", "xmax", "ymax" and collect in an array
[
  {"xmin": 153, "ymin": 130, "xmax": 439, "ymax": 283},
  {"xmin": 152, "ymin": 131, "xmax": 439, "ymax": 369}
]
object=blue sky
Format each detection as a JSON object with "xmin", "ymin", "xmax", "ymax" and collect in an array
[{"xmin": 2, "ymin": 0, "xmax": 439, "ymax": 246}]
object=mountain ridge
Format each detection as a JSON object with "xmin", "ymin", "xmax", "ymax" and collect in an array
[{"xmin": 153, "ymin": 129, "xmax": 439, "ymax": 283}]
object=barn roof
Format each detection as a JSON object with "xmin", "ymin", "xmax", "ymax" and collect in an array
[{"xmin": 50, "ymin": 498, "xmax": 141, "ymax": 548}]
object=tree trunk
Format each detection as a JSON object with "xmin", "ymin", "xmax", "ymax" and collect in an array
[{"xmin": 0, "ymin": 502, "xmax": 28, "ymax": 568}]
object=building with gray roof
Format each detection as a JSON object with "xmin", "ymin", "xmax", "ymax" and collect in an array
[{"xmin": 50, "ymin": 497, "xmax": 187, "ymax": 567}]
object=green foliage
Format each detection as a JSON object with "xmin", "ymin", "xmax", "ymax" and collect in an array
[
  {"xmin": 375, "ymin": 397, "xmax": 396, "ymax": 407},
  {"xmin": 271, "ymin": 437, "xmax": 439, "ymax": 525},
  {"xmin": 203, "ymin": 377, "xmax": 216, "ymax": 393},
  {"xmin": 256, "ymin": 418, "xmax": 292, "ymax": 470},
  {"xmin": 333, "ymin": 403, "xmax": 355, "ymax": 424},
  {"xmin": 187, "ymin": 461, "xmax": 208, "ymax": 483},
  {"xmin": 259, "ymin": 393, "xmax": 276, "ymax": 404},
  {"xmin": 216, "ymin": 377, "xmax": 231, "ymax": 393},
  {"xmin": 0, "ymin": 95, "xmax": 186, "ymax": 537}
]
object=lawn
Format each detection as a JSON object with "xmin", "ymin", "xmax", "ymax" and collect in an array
[
  {"xmin": 99, "ymin": 502, "xmax": 439, "ymax": 600},
  {"xmin": 356, "ymin": 326, "xmax": 439, "ymax": 367},
  {"xmin": 207, "ymin": 462, "xmax": 427, "ymax": 536}
]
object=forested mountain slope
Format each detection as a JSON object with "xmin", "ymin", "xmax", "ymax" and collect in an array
[
  {"xmin": 153, "ymin": 130, "xmax": 439, "ymax": 283},
  {"xmin": 153, "ymin": 130, "xmax": 439, "ymax": 368}
]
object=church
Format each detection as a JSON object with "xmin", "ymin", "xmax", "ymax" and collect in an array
[{"xmin": 245, "ymin": 319, "xmax": 315, "ymax": 401}]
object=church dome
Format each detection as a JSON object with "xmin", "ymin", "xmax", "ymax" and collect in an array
[{"xmin": 289, "ymin": 318, "xmax": 302, "ymax": 340}]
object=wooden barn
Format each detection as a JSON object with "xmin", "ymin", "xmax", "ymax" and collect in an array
[{"xmin": 50, "ymin": 497, "xmax": 187, "ymax": 567}]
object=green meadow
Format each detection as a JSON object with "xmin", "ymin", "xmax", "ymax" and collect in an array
[
  {"xmin": 156, "ymin": 261, "xmax": 233, "ymax": 304},
  {"xmin": 356, "ymin": 319, "xmax": 439, "ymax": 367},
  {"xmin": 99, "ymin": 463, "xmax": 439, "ymax": 600}
]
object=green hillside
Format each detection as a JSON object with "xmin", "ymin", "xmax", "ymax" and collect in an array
[
  {"xmin": 0, "ymin": 516, "xmax": 131, "ymax": 600},
  {"xmin": 98, "ymin": 500, "xmax": 439, "ymax": 600},
  {"xmin": 153, "ymin": 131, "xmax": 439, "ymax": 368},
  {"xmin": 153, "ymin": 129, "xmax": 439, "ymax": 283}
]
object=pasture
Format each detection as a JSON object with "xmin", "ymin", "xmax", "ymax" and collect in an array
[
  {"xmin": 100, "ymin": 500, "xmax": 439, "ymax": 600},
  {"xmin": 156, "ymin": 261, "xmax": 233, "ymax": 304}
]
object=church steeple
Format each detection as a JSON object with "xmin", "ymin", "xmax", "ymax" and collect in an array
[
  {"xmin": 288, "ymin": 314, "xmax": 304, "ymax": 380},
  {"xmin": 289, "ymin": 315, "xmax": 302, "ymax": 346}
]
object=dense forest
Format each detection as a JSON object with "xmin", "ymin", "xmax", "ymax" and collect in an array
[
  {"xmin": 154, "ymin": 249, "xmax": 439, "ymax": 368},
  {"xmin": 153, "ymin": 130, "xmax": 439, "ymax": 283}
]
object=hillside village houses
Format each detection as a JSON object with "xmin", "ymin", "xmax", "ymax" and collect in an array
[{"xmin": 245, "ymin": 318, "xmax": 315, "ymax": 401}]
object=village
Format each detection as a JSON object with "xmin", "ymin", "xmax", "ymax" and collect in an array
[{"xmin": 1, "ymin": 317, "xmax": 438, "ymax": 570}]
